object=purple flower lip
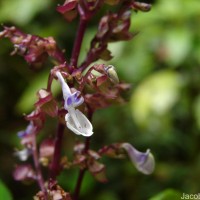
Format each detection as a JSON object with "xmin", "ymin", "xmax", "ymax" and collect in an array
[
  {"xmin": 65, "ymin": 91, "xmax": 83, "ymax": 108},
  {"xmin": 17, "ymin": 122, "xmax": 35, "ymax": 138},
  {"xmin": 17, "ymin": 130, "xmax": 27, "ymax": 138}
]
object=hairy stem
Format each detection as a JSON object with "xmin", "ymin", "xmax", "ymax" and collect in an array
[
  {"xmin": 70, "ymin": 18, "xmax": 88, "ymax": 68},
  {"xmin": 32, "ymin": 134, "xmax": 47, "ymax": 197},
  {"xmin": 50, "ymin": 122, "xmax": 65, "ymax": 179}
]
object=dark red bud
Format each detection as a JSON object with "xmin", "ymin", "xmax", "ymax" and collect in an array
[{"xmin": 131, "ymin": 2, "xmax": 152, "ymax": 12}]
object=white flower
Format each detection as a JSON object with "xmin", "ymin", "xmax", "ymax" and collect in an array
[
  {"xmin": 14, "ymin": 148, "xmax": 32, "ymax": 161},
  {"xmin": 56, "ymin": 71, "xmax": 93, "ymax": 137}
]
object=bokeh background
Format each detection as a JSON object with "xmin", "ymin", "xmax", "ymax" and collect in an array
[{"xmin": 0, "ymin": 0, "xmax": 200, "ymax": 199}]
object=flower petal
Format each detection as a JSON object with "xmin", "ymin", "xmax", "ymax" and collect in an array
[
  {"xmin": 56, "ymin": 71, "xmax": 71, "ymax": 99},
  {"xmin": 65, "ymin": 109, "xmax": 93, "ymax": 137},
  {"xmin": 121, "ymin": 143, "xmax": 155, "ymax": 175},
  {"xmin": 14, "ymin": 148, "xmax": 32, "ymax": 161},
  {"xmin": 65, "ymin": 113, "xmax": 81, "ymax": 135}
]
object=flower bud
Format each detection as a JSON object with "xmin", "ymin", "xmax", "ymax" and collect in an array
[
  {"xmin": 131, "ymin": 2, "xmax": 152, "ymax": 12},
  {"xmin": 104, "ymin": 65, "xmax": 119, "ymax": 84}
]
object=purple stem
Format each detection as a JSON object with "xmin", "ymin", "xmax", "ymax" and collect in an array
[
  {"xmin": 70, "ymin": 2, "xmax": 100, "ymax": 198},
  {"xmin": 32, "ymin": 134, "xmax": 47, "ymax": 198},
  {"xmin": 50, "ymin": 122, "xmax": 65, "ymax": 179},
  {"xmin": 73, "ymin": 137, "xmax": 91, "ymax": 200},
  {"xmin": 47, "ymin": 73, "xmax": 53, "ymax": 92},
  {"xmin": 73, "ymin": 169, "xmax": 86, "ymax": 200},
  {"xmin": 70, "ymin": 18, "xmax": 88, "ymax": 68},
  {"xmin": 73, "ymin": 108, "xmax": 92, "ymax": 200}
]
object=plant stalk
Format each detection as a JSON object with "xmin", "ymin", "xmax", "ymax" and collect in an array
[
  {"xmin": 50, "ymin": 122, "xmax": 65, "ymax": 179},
  {"xmin": 73, "ymin": 137, "xmax": 91, "ymax": 200},
  {"xmin": 70, "ymin": 18, "xmax": 88, "ymax": 68},
  {"xmin": 32, "ymin": 134, "xmax": 47, "ymax": 198}
]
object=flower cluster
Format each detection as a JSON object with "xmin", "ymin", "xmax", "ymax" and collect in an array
[
  {"xmin": 0, "ymin": 26, "xmax": 65, "ymax": 68},
  {"xmin": 0, "ymin": 0, "xmax": 154, "ymax": 198}
]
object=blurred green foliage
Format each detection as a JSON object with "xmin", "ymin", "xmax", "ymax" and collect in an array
[
  {"xmin": 0, "ymin": 0, "xmax": 51, "ymax": 25},
  {"xmin": 0, "ymin": 180, "xmax": 13, "ymax": 200},
  {"xmin": 0, "ymin": 0, "xmax": 200, "ymax": 199},
  {"xmin": 150, "ymin": 189, "xmax": 182, "ymax": 200}
]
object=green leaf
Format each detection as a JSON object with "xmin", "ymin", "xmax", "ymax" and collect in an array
[
  {"xmin": 150, "ymin": 189, "xmax": 181, "ymax": 200},
  {"xmin": 0, "ymin": 180, "xmax": 13, "ymax": 200}
]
